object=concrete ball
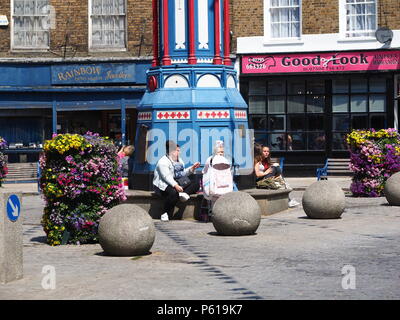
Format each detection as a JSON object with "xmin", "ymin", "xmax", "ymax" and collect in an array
[
  {"xmin": 99, "ymin": 204, "xmax": 155, "ymax": 256},
  {"xmin": 302, "ymin": 180, "xmax": 345, "ymax": 219},
  {"xmin": 212, "ymin": 192, "xmax": 261, "ymax": 236},
  {"xmin": 384, "ymin": 172, "xmax": 400, "ymax": 206}
]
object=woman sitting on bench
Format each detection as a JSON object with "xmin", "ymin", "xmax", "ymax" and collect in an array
[{"xmin": 254, "ymin": 145, "xmax": 284, "ymax": 189}]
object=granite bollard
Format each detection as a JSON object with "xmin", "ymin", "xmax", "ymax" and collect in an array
[
  {"xmin": 302, "ymin": 180, "xmax": 345, "ymax": 219},
  {"xmin": 212, "ymin": 191, "xmax": 261, "ymax": 236},
  {"xmin": 0, "ymin": 191, "xmax": 23, "ymax": 284},
  {"xmin": 98, "ymin": 204, "xmax": 155, "ymax": 256},
  {"xmin": 384, "ymin": 172, "xmax": 400, "ymax": 206}
]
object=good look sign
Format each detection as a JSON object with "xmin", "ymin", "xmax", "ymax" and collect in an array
[{"xmin": 242, "ymin": 50, "xmax": 400, "ymax": 74}]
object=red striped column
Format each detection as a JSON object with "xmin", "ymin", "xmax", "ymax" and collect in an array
[
  {"xmin": 188, "ymin": 0, "xmax": 197, "ymax": 64},
  {"xmin": 223, "ymin": 0, "xmax": 231, "ymax": 65},
  {"xmin": 213, "ymin": 0, "xmax": 223, "ymax": 65},
  {"xmin": 151, "ymin": 0, "xmax": 159, "ymax": 67},
  {"xmin": 161, "ymin": 0, "xmax": 171, "ymax": 66}
]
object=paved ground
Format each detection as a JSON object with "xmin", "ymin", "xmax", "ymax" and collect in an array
[{"xmin": 1, "ymin": 183, "xmax": 399, "ymax": 300}]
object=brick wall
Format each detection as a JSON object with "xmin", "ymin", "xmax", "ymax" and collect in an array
[{"xmin": 0, "ymin": 1, "xmax": 11, "ymax": 53}]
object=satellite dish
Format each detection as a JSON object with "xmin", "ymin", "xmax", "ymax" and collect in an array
[{"xmin": 375, "ymin": 27, "xmax": 393, "ymax": 44}]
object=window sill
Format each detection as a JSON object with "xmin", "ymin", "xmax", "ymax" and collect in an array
[
  {"xmin": 88, "ymin": 47, "xmax": 127, "ymax": 53},
  {"xmin": 337, "ymin": 37, "xmax": 377, "ymax": 43},
  {"xmin": 263, "ymin": 38, "xmax": 304, "ymax": 46},
  {"xmin": 11, "ymin": 48, "xmax": 50, "ymax": 52}
]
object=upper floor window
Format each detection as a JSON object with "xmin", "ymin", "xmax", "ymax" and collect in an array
[
  {"xmin": 12, "ymin": 0, "xmax": 50, "ymax": 49},
  {"xmin": 265, "ymin": 0, "xmax": 301, "ymax": 40},
  {"xmin": 341, "ymin": 0, "xmax": 377, "ymax": 38},
  {"xmin": 89, "ymin": 0, "xmax": 127, "ymax": 50}
]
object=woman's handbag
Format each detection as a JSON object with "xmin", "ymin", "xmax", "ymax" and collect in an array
[{"xmin": 177, "ymin": 176, "xmax": 191, "ymax": 188}]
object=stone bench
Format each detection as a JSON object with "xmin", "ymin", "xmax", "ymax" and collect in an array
[{"xmin": 124, "ymin": 188, "xmax": 292, "ymax": 220}]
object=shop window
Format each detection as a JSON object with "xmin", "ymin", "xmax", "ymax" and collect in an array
[
  {"xmin": 265, "ymin": 0, "xmax": 301, "ymax": 40},
  {"xmin": 370, "ymin": 114, "xmax": 386, "ymax": 129},
  {"xmin": 351, "ymin": 78, "xmax": 368, "ymax": 93},
  {"xmin": 332, "ymin": 133, "xmax": 348, "ymax": 151},
  {"xmin": 12, "ymin": 0, "xmax": 50, "ymax": 49},
  {"xmin": 287, "ymin": 96, "xmax": 304, "ymax": 113},
  {"xmin": 308, "ymin": 132, "xmax": 326, "ymax": 151},
  {"xmin": 332, "ymin": 76, "xmax": 389, "ymax": 150},
  {"xmin": 307, "ymin": 95, "xmax": 325, "ymax": 113},
  {"xmin": 333, "ymin": 80, "xmax": 349, "ymax": 94},
  {"xmin": 351, "ymin": 114, "xmax": 369, "ymax": 129},
  {"xmin": 287, "ymin": 114, "xmax": 305, "ymax": 131},
  {"xmin": 250, "ymin": 115, "xmax": 267, "ymax": 130},
  {"xmin": 333, "ymin": 115, "xmax": 350, "ymax": 131},
  {"xmin": 249, "ymin": 96, "xmax": 266, "ymax": 114},
  {"xmin": 268, "ymin": 115, "xmax": 286, "ymax": 131},
  {"xmin": 351, "ymin": 95, "xmax": 368, "ymax": 112},
  {"xmin": 333, "ymin": 95, "xmax": 349, "ymax": 113},
  {"xmin": 248, "ymin": 76, "xmax": 389, "ymax": 153},
  {"xmin": 308, "ymin": 115, "xmax": 324, "ymax": 131},
  {"xmin": 268, "ymin": 96, "xmax": 285, "ymax": 114},
  {"xmin": 90, "ymin": 0, "xmax": 126, "ymax": 50},
  {"xmin": 339, "ymin": 0, "xmax": 377, "ymax": 38},
  {"xmin": 369, "ymin": 95, "xmax": 386, "ymax": 112}
]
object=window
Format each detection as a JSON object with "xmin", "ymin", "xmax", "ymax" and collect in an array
[
  {"xmin": 250, "ymin": 79, "xmax": 326, "ymax": 152},
  {"xmin": 265, "ymin": 0, "xmax": 301, "ymax": 40},
  {"xmin": 12, "ymin": 0, "xmax": 50, "ymax": 49},
  {"xmin": 340, "ymin": 0, "xmax": 377, "ymax": 38},
  {"xmin": 332, "ymin": 77, "xmax": 388, "ymax": 150},
  {"xmin": 248, "ymin": 76, "xmax": 389, "ymax": 152},
  {"xmin": 89, "ymin": 0, "xmax": 126, "ymax": 50}
]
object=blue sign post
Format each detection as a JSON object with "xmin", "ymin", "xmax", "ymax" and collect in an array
[{"xmin": 7, "ymin": 194, "xmax": 21, "ymax": 222}]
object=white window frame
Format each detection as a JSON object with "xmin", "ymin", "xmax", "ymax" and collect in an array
[
  {"xmin": 264, "ymin": 0, "xmax": 302, "ymax": 43},
  {"xmin": 10, "ymin": 0, "xmax": 51, "ymax": 51},
  {"xmin": 88, "ymin": 0, "xmax": 127, "ymax": 52},
  {"xmin": 339, "ymin": 0, "xmax": 378, "ymax": 40}
]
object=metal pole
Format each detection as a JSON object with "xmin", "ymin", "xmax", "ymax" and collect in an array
[
  {"xmin": 121, "ymin": 98, "xmax": 127, "ymax": 146},
  {"xmin": 52, "ymin": 100, "xmax": 57, "ymax": 135}
]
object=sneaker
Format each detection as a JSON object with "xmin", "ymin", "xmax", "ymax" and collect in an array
[
  {"xmin": 288, "ymin": 199, "xmax": 300, "ymax": 207},
  {"xmin": 160, "ymin": 212, "xmax": 169, "ymax": 222},
  {"xmin": 179, "ymin": 192, "xmax": 190, "ymax": 202}
]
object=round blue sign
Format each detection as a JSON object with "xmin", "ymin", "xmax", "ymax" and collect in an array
[{"xmin": 7, "ymin": 194, "xmax": 20, "ymax": 222}]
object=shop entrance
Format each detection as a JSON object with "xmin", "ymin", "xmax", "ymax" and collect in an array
[{"xmin": 57, "ymin": 110, "xmax": 137, "ymax": 147}]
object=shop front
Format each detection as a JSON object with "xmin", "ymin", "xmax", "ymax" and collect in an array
[
  {"xmin": 240, "ymin": 50, "xmax": 400, "ymax": 169},
  {"xmin": 0, "ymin": 60, "xmax": 150, "ymax": 163}
]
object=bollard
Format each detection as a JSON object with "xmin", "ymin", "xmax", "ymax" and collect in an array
[{"xmin": 0, "ymin": 191, "xmax": 23, "ymax": 284}]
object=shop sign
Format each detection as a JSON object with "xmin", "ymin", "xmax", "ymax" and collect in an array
[
  {"xmin": 51, "ymin": 63, "xmax": 136, "ymax": 84},
  {"xmin": 242, "ymin": 50, "xmax": 400, "ymax": 74}
]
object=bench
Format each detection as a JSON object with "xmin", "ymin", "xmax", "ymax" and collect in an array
[
  {"xmin": 316, "ymin": 158, "xmax": 352, "ymax": 180},
  {"xmin": 124, "ymin": 188, "xmax": 292, "ymax": 221}
]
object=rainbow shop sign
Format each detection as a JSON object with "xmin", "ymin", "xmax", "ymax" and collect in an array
[
  {"xmin": 51, "ymin": 63, "xmax": 136, "ymax": 84},
  {"xmin": 242, "ymin": 50, "xmax": 400, "ymax": 74}
]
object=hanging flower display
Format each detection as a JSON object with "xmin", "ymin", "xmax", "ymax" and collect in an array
[
  {"xmin": 0, "ymin": 137, "xmax": 8, "ymax": 187},
  {"xmin": 346, "ymin": 129, "xmax": 400, "ymax": 197},
  {"xmin": 40, "ymin": 132, "xmax": 126, "ymax": 246}
]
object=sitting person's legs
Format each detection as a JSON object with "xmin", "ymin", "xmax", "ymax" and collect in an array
[
  {"xmin": 161, "ymin": 186, "xmax": 179, "ymax": 218},
  {"xmin": 264, "ymin": 165, "xmax": 282, "ymax": 179},
  {"xmin": 183, "ymin": 179, "xmax": 200, "ymax": 195}
]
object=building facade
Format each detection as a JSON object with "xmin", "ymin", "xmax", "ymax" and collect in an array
[
  {"xmin": 235, "ymin": 0, "xmax": 400, "ymax": 168},
  {"xmin": 0, "ymin": 0, "xmax": 155, "ymax": 162}
]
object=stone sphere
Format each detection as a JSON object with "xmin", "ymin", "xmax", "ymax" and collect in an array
[
  {"xmin": 99, "ymin": 204, "xmax": 155, "ymax": 256},
  {"xmin": 302, "ymin": 180, "xmax": 345, "ymax": 219},
  {"xmin": 212, "ymin": 192, "xmax": 261, "ymax": 236},
  {"xmin": 384, "ymin": 172, "xmax": 400, "ymax": 206}
]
